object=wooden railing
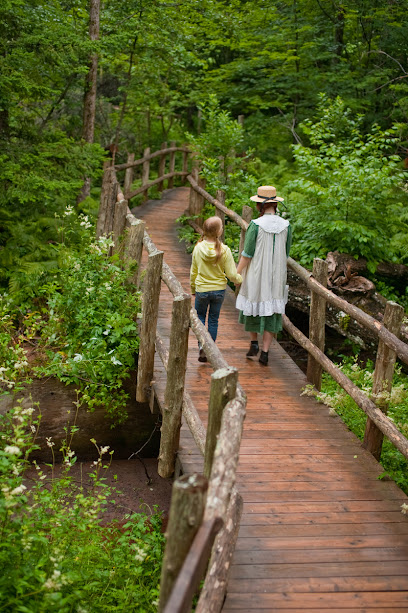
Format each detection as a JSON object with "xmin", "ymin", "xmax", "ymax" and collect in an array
[
  {"xmin": 96, "ymin": 144, "xmax": 247, "ymax": 613},
  {"xmin": 186, "ymin": 172, "xmax": 408, "ymax": 464},
  {"xmin": 97, "ymin": 143, "xmax": 408, "ymax": 612}
]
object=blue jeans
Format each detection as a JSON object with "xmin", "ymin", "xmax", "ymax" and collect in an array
[{"xmin": 195, "ymin": 290, "xmax": 226, "ymax": 342}]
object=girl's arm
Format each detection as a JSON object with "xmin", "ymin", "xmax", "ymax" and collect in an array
[
  {"xmin": 224, "ymin": 248, "xmax": 243, "ymax": 285},
  {"xmin": 190, "ymin": 249, "xmax": 198, "ymax": 294}
]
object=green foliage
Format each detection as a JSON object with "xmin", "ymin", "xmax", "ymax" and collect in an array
[
  {"xmin": 0, "ymin": 404, "xmax": 164, "ymax": 612},
  {"xmin": 307, "ymin": 357, "xmax": 408, "ymax": 494},
  {"xmin": 182, "ymin": 96, "xmax": 259, "ymax": 258},
  {"xmin": 1, "ymin": 210, "xmax": 141, "ymax": 424},
  {"xmin": 287, "ymin": 96, "xmax": 408, "ymax": 268}
]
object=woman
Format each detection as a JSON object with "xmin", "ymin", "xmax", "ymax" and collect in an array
[{"xmin": 236, "ymin": 185, "xmax": 292, "ymax": 366}]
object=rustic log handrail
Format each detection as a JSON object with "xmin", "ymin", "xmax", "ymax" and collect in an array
[
  {"xmin": 114, "ymin": 146, "xmax": 189, "ymax": 171},
  {"xmin": 187, "ymin": 174, "xmax": 408, "ymax": 367},
  {"xmin": 283, "ymin": 314, "xmax": 408, "ymax": 459},
  {"xmin": 187, "ymin": 174, "xmax": 408, "ymax": 465},
  {"xmin": 126, "ymin": 171, "xmax": 189, "ymax": 200},
  {"xmin": 162, "ymin": 517, "xmax": 223, "ymax": 613}
]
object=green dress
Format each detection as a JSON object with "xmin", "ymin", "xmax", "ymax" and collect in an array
[{"xmin": 238, "ymin": 219, "xmax": 292, "ymax": 334}]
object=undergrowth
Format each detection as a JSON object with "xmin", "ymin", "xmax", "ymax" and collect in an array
[
  {"xmin": 0, "ymin": 403, "xmax": 164, "ymax": 612},
  {"xmin": 0, "ymin": 207, "xmax": 141, "ymax": 425}
]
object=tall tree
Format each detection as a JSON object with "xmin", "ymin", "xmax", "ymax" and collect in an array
[{"xmin": 79, "ymin": 0, "xmax": 101, "ymax": 201}]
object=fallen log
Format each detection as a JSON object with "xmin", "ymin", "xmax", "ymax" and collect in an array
[{"xmin": 287, "ymin": 269, "xmax": 408, "ymax": 352}]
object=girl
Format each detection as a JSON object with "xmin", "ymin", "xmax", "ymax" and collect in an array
[
  {"xmin": 190, "ymin": 216, "xmax": 242, "ymax": 362},
  {"xmin": 236, "ymin": 185, "xmax": 292, "ymax": 366}
]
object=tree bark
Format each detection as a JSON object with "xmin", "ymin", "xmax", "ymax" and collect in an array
[{"xmin": 78, "ymin": 0, "xmax": 100, "ymax": 203}]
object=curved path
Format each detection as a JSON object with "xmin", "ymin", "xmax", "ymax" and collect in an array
[{"xmin": 135, "ymin": 187, "xmax": 408, "ymax": 613}]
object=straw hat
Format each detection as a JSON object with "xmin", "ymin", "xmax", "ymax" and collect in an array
[{"xmin": 250, "ymin": 185, "xmax": 284, "ymax": 204}]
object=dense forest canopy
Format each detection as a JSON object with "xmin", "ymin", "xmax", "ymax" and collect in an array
[{"xmin": 1, "ymin": 0, "xmax": 408, "ymax": 291}]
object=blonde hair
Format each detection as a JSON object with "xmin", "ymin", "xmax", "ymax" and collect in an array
[{"xmin": 199, "ymin": 216, "xmax": 224, "ymax": 262}]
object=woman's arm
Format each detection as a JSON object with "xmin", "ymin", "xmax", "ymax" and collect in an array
[{"xmin": 237, "ymin": 255, "xmax": 251, "ymax": 276}]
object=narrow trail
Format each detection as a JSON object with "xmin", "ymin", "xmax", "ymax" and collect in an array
[{"xmin": 135, "ymin": 187, "xmax": 408, "ymax": 613}]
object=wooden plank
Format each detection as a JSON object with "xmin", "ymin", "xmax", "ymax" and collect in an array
[
  {"xmin": 235, "ymin": 534, "xmax": 408, "ymax": 550},
  {"xmin": 224, "ymin": 589, "xmax": 408, "ymax": 607},
  {"xmin": 239, "ymin": 511, "xmax": 407, "ymax": 525},
  {"xmin": 232, "ymin": 546, "xmax": 408, "ymax": 564},
  {"xmin": 229, "ymin": 560, "xmax": 408, "ymax": 579},
  {"xmin": 238, "ymin": 522, "xmax": 408, "ymax": 538}
]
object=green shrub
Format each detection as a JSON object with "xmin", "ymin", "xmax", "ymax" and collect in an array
[
  {"xmin": 0, "ymin": 404, "xmax": 164, "ymax": 612},
  {"xmin": 1, "ymin": 209, "xmax": 141, "ymax": 424}
]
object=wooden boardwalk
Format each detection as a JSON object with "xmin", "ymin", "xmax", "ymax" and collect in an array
[{"xmin": 136, "ymin": 187, "xmax": 408, "ymax": 613}]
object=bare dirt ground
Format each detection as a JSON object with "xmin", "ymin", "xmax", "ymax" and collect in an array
[{"xmin": 25, "ymin": 457, "xmax": 173, "ymax": 524}]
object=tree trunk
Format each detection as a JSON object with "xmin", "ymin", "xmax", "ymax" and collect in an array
[{"xmin": 78, "ymin": 0, "xmax": 100, "ymax": 203}]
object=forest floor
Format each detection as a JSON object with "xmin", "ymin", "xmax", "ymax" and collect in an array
[{"xmin": 25, "ymin": 457, "xmax": 173, "ymax": 524}]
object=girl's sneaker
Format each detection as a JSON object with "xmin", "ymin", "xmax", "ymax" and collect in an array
[{"xmin": 198, "ymin": 348, "xmax": 207, "ymax": 362}]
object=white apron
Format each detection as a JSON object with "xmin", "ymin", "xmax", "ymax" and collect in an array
[{"xmin": 236, "ymin": 215, "xmax": 289, "ymax": 317}]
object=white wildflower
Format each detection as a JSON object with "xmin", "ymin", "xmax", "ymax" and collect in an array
[
  {"xmin": 10, "ymin": 484, "xmax": 27, "ymax": 496},
  {"xmin": 110, "ymin": 356, "xmax": 122, "ymax": 366},
  {"xmin": 4, "ymin": 445, "xmax": 20, "ymax": 455},
  {"xmin": 73, "ymin": 354, "xmax": 83, "ymax": 362},
  {"xmin": 46, "ymin": 437, "xmax": 55, "ymax": 448},
  {"xmin": 64, "ymin": 206, "xmax": 74, "ymax": 216},
  {"xmin": 104, "ymin": 283, "xmax": 112, "ymax": 290},
  {"xmin": 30, "ymin": 425, "xmax": 36, "ymax": 433},
  {"xmin": 401, "ymin": 503, "xmax": 408, "ymax": 515},
  {"xmin": 22, "ymin": 407, "xmax": 34, "ymax": 415},
  {"xmin": 100, "ymin": 446, "xmax": 110, "ymax": 455}
]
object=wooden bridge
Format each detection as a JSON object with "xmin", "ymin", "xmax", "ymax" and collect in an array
[
  {"xmin": 98, "ymin": 145, "xmax": 408, "ymax": 612},
  {"xmin": 138, "ymin": 186, "xmax": 408, "ymax": 613}
]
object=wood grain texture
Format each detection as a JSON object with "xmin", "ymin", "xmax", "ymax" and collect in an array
[{"xmin": 134, "ymin": 187, "xmax": 408, "ymax": 613}]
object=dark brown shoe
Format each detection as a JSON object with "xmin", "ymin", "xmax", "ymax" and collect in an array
[
  {"xmin": 198, "ymin": 348, "xmax": 207, "ymax": 362},
  {"xmin": 259, "ymin": 351, "xmax": 269, "ymax": 366},
  {"xmin": 246, "ymin": 343, "xmax": 259, "ymax": 357}
]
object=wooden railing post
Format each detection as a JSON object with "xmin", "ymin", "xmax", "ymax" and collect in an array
[
  {"xmin": 238, "ymin": 205, "xmax": 253, "ymax": 256},
  {"xmin": 215, "ymin": 189, "xmax": 226, "ymax": 242},
  {"xmin": 158, "ymin": 142, "xmax": 167, "ymax": 192},
  {"xmin": 158, "ymin": 294, "xmax": 191, "ymax": 478},
  {"xmin": 112, "ymin": 199, "xmax": 128, "ymax": 255},
  {"xmin": 123, "ymin": 217, "xmax": 145, "ymax": 287},
  {"xmin": 306, "ymin": 258, "xmax": 328, "ymax": 391},
  {"xmin": 158, "ymin": 473, "xmax": 208, "ymax": 612},
  {"xmin": 188, "ymin": 167, "xmax": 198, "ymax": 215},
  {"xmin": 168, "ymin": 140, "xmax": 176, "ymax": 188},
  {"xmin": 195, "ymin": 490, "xmax": 243, "ymax": 613},
  {"xmin": 163, "ymin": 517, "xmax": 223, "ymax": 613},
  {"xmin": 96, "ymin": 163, "xmax": 114, "ymax": 238},
  {"xmin": 142, "ymin": 146, "xmax": 150, "ymax": 203},
  {"xmin": 123, "ymin": 153, "xmax": 135, "ymax": 197},
  {"xmin": 135, "ymin": 250, "xmax": 163, "ymax": 403},
  {"xmin": 104, "ymin": 179, "xmax": 119, "ymax": 238},
  {"xmin": 182, "ymin": 147, "xmax": 189, "ymax": 184},
  {"xmin": 363, "ymin": 300, "xmax": 404, "ymax": 460},
  {"xmin": 196, "ymin": 175, "xmax": 206, "ymax": 227},
  {"xmin": 204, "ymin": 367, "xmax": 238, "ymax": 479}
]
